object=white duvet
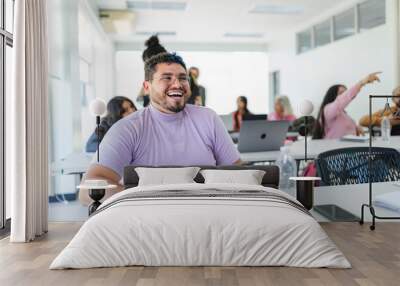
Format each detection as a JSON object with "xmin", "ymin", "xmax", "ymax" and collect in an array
[{"xmin": 50, "ymin": 183, "xmax": 350, "ymax": 269}]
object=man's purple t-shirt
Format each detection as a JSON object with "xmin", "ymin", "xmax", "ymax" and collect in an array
[{"xmin": 98, "ymin": 104, "xmax": 240, "ymax": 177}]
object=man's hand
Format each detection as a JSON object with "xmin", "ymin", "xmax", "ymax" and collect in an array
[
  {"xmin": 79, "ymin": 164, "xmax": 123, "ymax": 205},
  {"xmin": 359, "ymin": 72, "xmax": 381, "ymax": 87},
  {"xmin": 356, "ymin": 126, "xmax": 366, "ymax": 136}
]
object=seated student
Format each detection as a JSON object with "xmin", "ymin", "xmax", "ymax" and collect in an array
[
  {"xmin": 233, "ymin": 96, "xmax": 251, "ymax": 132},
  {"xmin": 269, "ymin": 95, "xmax": 296, "ymax": 122},
  {"xmin": 359, "ymin": 86, "xmax": 400, "ymax": 135},
  {"xmin": 80, "ymin": 52, "xmax": 241, "ymax": 204},
  {"xmin": 85, "ymin": 96, "xmax": 136, "ymax": 152},
  {"xmin": 312, "ymin": 72, "xmax": 381, "ymax": 139}
]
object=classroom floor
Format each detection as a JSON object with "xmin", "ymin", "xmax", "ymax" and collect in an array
[
  {"xmin": 0, "ymin": 222, "xmax": 399, "ymax": 286},
  {"xmin": 48, "ymin": 200, "xmax": 88, "ymax": 221}
]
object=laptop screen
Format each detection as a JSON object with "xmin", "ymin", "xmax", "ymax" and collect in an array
[{"xmin": 243, "ymin": 114, "xmax": 268, "ymax": 121}]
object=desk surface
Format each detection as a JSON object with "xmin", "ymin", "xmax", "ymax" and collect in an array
[
  {"xmin": 51, "ymin": 153, "xmax": 94, "ymax": 175},
  {"xmin": 314, "ymin": 182, "xmax": 400, "ymax": 222},
  {"xmin": 241, "ymin": 136, "xmax": 400, "ymax": 163},
  {"xmin": 281, "ymin": 181, "xmax": 400, "ymax": 222}
]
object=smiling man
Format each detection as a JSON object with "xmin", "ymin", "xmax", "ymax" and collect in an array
[{"xmin": 80, "ymin": 53, "xmax": 240, "ymax": 202}]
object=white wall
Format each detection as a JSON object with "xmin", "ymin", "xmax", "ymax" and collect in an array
[
  {"xmin": 116, "ymin": 51, "xmax": 269, "ymax": 114},
  {"xmin": 268, "ymin": 0, "xmax": 397, "ymax": 122},
  {"xmin": 115, "ymin": 51, "xmax": 144, "ymax": 104},
  {"xmin": 47, "ymin": 0, "xmax": 115, "ymax": 196},
  {"xmin": 79, "ymin": 1, "xmax": 115, "ymax": 142}
]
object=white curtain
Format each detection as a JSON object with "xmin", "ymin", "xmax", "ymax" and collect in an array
[{"xmin": 10, "ymin": 0, "xmax": 49, "ymax": 242}]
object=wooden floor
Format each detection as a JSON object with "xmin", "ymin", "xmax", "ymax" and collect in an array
[{"xmin": 0, "ymin": 222, "xmax": 399, "ymax": 286}]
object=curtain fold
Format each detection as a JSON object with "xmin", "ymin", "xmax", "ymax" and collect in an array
[{"xmin": 10, "ymin": 0, "xmax": 49, "ymax": 242}]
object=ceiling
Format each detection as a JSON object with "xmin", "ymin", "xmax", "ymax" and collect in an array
[{"xmin": 95, "ymin": 0, "xmax": 350, "ymax": 46}]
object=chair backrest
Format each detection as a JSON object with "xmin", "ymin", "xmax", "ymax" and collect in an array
[{"xmin": 315, "ymin": 147, "xmax": 400, "ymax": 186}]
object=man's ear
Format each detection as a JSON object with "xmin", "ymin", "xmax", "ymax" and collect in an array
[{"xmin": 143, "ymin": 80, "xmax": 150, "ymax": 94}]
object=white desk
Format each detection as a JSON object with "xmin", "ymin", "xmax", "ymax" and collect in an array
[
  {"xmin": 314, "ymin": 182, "xmax": 400, "ymax": 222},
  {"xmin": 240, "ymin": 136, "xmax": 400, "ymax": 163},
  {"xmin": 281, "ymin": 182, "xmax": 400, "ymax": 222},
  {"xmin": 51, "ymin": 153, "xmax": 94, "ymax": 177}
]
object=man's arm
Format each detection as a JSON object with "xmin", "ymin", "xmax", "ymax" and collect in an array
[
  {"xmin": 212, "ymin": 111, "xmax": 241, "ymax": 165},
  {"xmin": 359, "ymin": 107, "xmax": 400, "ymax": 127},
  {"xmin": 79, "ymin": 164, "xmax": 124, "ymax": 206},
  {"xmin": 359, "ymin": 108, "xmax": 386, "ymax": 127}
]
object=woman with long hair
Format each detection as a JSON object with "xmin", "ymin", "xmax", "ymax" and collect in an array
[
  {"xmin": 269, "ymin": 95, "xmax": 296, "ymax": 122},
  {"xmin": 233, "ymin": 96, "xmax": 251, "ymax": 132},
  {"xmin": 187, "ymin": 72, "xmax": 201, "ymax": 105},
  {"xmin": 313, "ymin": 72, "xmax": 381, "ymax": 139},
  {"xmin": 85, "ymin": 96, "xmax": 137, "ymax": 152}
]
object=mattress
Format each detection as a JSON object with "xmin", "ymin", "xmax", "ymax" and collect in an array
[{"xmin": 50, "ymin": 183, "xmax": 350, "ymax": 269}]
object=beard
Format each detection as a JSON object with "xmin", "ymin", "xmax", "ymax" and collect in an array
[
  {"xmin": 166, "ymin": 103, "xmax": 186, "ymax": 113},
  {"xmin": 150, "ymin": 93, "xmax": 188, "ymax": 113}
]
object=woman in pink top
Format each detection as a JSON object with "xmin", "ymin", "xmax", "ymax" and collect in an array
[
  {"xmin": 269, "ymin": 95, "xmax": 297, "ymax": 122},
  {"xmin": 313, "ymin": 72, "xmax": 381, "ymax": 139}
]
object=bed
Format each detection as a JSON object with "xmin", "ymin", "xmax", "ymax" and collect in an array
[{"xmin": 50, "ymin": 165, "xmax": 350, "ymax": 269}]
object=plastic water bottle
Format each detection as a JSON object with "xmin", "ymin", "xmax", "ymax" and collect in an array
[
  {"xmin": 276, "ymin": 145, "xmax": 297, "ymax": 190},
  {"xmin": 381, "ymin": 116, "xmax": 391, "ymax": 142}
]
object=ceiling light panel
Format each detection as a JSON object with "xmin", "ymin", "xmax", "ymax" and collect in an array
[
  {"xmin": 250, "ymin": 4, "xmax": 304, "ymax": 15},
  {"xmin": 127, "ymin": 1, "xmax": 186, "ymax": 11},
  {"xmin": 136, "ymin": 31, "xmax": 177, "ymax": 36},
  {"xmin": 224, "ymin": 32, "xmax": 264, "ymax": 38}
]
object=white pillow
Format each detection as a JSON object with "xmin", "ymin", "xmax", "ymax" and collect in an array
[
  {"xmin": 135, "ymin": 167, "xmax": 200, "ymax": 186},
  {"xmin": 200, "ymin": 169, "xmax": 266, "ymax": 185}
]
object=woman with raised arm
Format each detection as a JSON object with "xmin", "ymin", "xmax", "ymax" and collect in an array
[{"xmin": 313, "ymin": 72, "xmax": 381, "ymax": 139}]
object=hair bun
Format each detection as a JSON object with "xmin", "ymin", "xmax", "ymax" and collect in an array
[
  {"xmin": 142, "ymin": 35, "xmax": 167, "ymax": 62},
  {"xmin": 145, "ymin": 35, "xmax": 160, "ymax": 48}
]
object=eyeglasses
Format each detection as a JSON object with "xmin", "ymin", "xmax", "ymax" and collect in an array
[{"xmin": 155, "ymin": 74, "xmax": 190, "ymax": 85}]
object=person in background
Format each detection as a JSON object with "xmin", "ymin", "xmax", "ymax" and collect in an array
[
  {"xmin": 194, "ymin": 95, "xmax": 203, "ymax": 106},
  {"xmin": 187, "ymin": 72, "xmax": 201, "ymax": 105},
  {"xmin": 312, "ymin": 72, "xmax": 381, "ymax": 139},
  {"xmin": 233, "ymin": 96, "xmax": 251, "ymax": 132},
  {"xmin": 85, "ymin": 96, "xmax": 136, "ymax": 152},
  {"xmin": 189, "ymin": 66, "xmax": 206, "ymax": 106},
  {"xmin": 359, "ymin": 86, "xmax": 400, "ymax": 135},
  {"xmin": 137, "ymin": 35, "xmax": 167, "ymax": 107},
  {"xmin": 269, "ymin": 95, "xmax": 296, "ymax": 122}
]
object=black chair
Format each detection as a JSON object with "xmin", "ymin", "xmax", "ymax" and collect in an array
[{"xmin": 315, "ymin": 147, "xmax": 400, "ymax": 221}]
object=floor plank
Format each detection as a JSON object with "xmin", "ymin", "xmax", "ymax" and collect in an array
[{"xmin": 0, "ymin": 222, "xmax": 399, "ymax": 286}]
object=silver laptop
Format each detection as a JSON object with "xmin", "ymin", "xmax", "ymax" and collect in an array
[{"xmin": 238, "ymin": 120, "xmax": 290, "ymax": 153}]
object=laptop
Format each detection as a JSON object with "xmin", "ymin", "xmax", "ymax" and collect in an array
[
  {"xmin": 238, "ymin": 120, "xmax": 290, "ymax": 153},
  {"xmin": 243, "ymin": 114, "xmax": 268, "ymax": 121}
]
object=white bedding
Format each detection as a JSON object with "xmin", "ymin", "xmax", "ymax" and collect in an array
[{"xmin": 50, "ymin": 183, "xmax": 350, "ymax": 269}]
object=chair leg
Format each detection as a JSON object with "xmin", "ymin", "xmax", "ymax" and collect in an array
[
  {"xmin": 369, "ymin": 206, "xmax": 376, "ymax": 231},
  {"xmin": 360, "ymin": 204, "xmax": 366, "ymax": 225}
]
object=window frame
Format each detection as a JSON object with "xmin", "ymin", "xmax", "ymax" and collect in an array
[
  {"xmin": 357, "ymin": 0, "xmax": 386, "ymax": 32},
  {"xmin": 296, "ymin": 29, "xmax": 313, "ymax": 54},
  {"xmin": 333, "ymin": 7, "xmax": 356, "ymax": 41},
  {"xmin": 0, "ymin": 0, "xmax": 13, "ymax": 234},
  {"xmin": 295, "ymin": 0, "xmax": 386, "ymax": 54},
  {"xmin": 314, "ymin": 19, "xmax": 332, "ymax": 48}
]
